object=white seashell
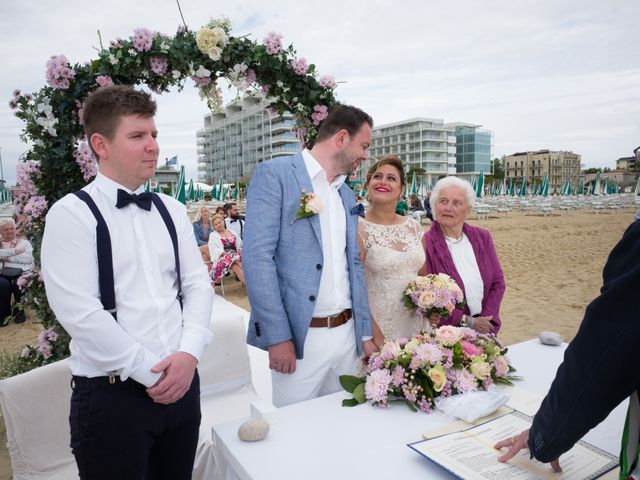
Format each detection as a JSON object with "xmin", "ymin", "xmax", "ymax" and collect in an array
[
  {"xmin": 238, "ymin": 418, "xmax": 270, "ymax": 442},
  {"xmin": 538, "ymin": 331, "xmax": 563, "ymax": 346}
]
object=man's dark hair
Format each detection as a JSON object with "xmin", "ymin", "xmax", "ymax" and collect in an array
[
  {"xmin": 315, "ymin": 104, "xmax": 373, "ymax": 143},
  {"xmin": 83, "ymin": 85, "xmax": 157, "ymax": 158},
  {"xmin": 223, "ymin": 203, "xmax": 236, "ymax": 214}
]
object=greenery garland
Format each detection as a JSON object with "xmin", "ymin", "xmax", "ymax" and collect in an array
[{"xmin": 4, "ymin": 17, "xmax": 338, "ymax": 376}]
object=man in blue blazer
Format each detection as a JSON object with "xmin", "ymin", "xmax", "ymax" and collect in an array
[{"xmin": 244, "ymin": 105, "xmax": 378, "ymax": 407}]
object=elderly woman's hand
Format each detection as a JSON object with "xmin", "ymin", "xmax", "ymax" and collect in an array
[{"xmin": 472, "ymin": 315, "xmax": 493, "ymax": 333}]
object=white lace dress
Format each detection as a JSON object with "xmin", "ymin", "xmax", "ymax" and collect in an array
[{"xmin": 359, "ymin": 217, "xmax": 427, "ymax": 341}]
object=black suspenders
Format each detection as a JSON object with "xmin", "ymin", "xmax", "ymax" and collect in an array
[{"xmin": 72, "ymin": 190, "xmax": 183, "ymax": 321}]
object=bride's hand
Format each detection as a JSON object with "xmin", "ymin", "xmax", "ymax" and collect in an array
[
  {"xmin": 362, "ymin": 339, "xmax": 378, "ymax": 359},
  {"xmin": 428, "ymin": 313, "xmax": 441, "ymax": 328}
]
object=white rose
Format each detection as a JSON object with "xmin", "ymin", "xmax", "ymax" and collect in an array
[
  {"xmin": 196, "ymin": 28, "xmax": 218, "ymax": 53},
  {"xmin": 207, "ymin": 47, "xmax": 222, "ymax": 61},
  {"xmin": 417, "ymin": 290, "xmax": 436, "ymax": 309},
  {"xmin": 211, "ymin": 27, "xmax": 228, "ymax": 47},
  {"xmin": 305, "ymin": 194, "xmax": 323, "ymax": 214},
  {"xmin": 414, "ymin": 276, "xmax": 431, "ymax": 289},
  {"xmin": 470, "ymin": 358, "xmax": 493, "ymax": 380}
]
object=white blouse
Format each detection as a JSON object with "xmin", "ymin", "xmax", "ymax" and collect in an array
[{"xmin": 444, "ymin": 233, "xmax": 484, "ymax": 316}]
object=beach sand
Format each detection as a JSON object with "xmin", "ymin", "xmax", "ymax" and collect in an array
[{"xmin": 0, "ymin": 208, "xmax": 635, "ymax": 478}]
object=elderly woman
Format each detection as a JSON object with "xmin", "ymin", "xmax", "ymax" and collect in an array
[
  {"xmin": 0, "ymin": 218, "xmax": 33, "ymax": 326},
  {"xmin": 192, "ymin": 205, "xmax": 213, "ymax": 263},
  {"xmin": 422, "ymin": 177, "xmax": 505, "ymax": 334}
]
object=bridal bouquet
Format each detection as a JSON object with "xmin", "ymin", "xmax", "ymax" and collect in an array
[
  {"xmin": 340, "ymin": 326, "xmax": 516, "ymax": 412},
  {"xmin": 403, "ymin": 274, "xmax": 465, "ymax": 320}
]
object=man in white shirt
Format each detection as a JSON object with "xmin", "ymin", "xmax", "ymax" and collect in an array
[
  {"xmin": 41, "ymin": 86, "xmax": 213, "ymax": 480},
  {"xmin": 224, "ymin": 202, "xmax": 244, "ymax": 239},
  {"xmin": 244, "ymin": 105, "xmax": 378, "ymax": 407}
]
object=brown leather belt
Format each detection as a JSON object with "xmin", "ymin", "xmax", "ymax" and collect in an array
[{"xmin": 309, "ymin": 309, "xmax": 352, "ymax": 328}]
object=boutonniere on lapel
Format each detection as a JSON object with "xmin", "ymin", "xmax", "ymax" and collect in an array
[{"xmin": 291, "ymin": 191, "xmax": 323, "ymax": 225}]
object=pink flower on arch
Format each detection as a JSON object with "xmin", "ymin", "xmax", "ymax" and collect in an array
[
  {"xmin": 290, "ymin": 57, "xmax": 309, "ymax": 76},
  {"xmin": 319, "ymin": 75, "xmax": 337, "ymax": 89},
  {"xmin": 311, "ymin": 105, "xmax": 328, "ymax": 126},
  {"xmin": 263, "ymin": 32, "xmax": 283, "ymax": 54},
  {"xmin": 132, "ymin": 27, "xmax": 153, "ymax": 52},
  {"xmin": 149, "ymin": 57, "xmax": 168, "ymax": 76},
  {"xmin": 45, "ymin": 55, "xmax": 76, "ymax": 89},
  {"xmin": 96, "ymin": 75, "xmax": 114, "ymax": 88}
]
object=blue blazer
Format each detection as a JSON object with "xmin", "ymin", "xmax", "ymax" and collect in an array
[{"xmin": 243, "ymin": 153, "xmax": 372, "ymax": 358}]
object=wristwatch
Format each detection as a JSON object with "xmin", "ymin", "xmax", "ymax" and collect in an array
[{"xmin": 460, "ymin": 315, "xmax": 471, "ymax": 327}]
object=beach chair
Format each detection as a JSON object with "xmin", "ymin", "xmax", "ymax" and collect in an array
[
  {"xmin": 193, "ymin": 309, "xmax": 265, "ymax": 480},
  {"xmin": 0, "ymin": 360, "xmax": 77, "ymax": 480},
  {"xmin": 0, "ymin": 310, "xmax": 264, "ymax": 480}
]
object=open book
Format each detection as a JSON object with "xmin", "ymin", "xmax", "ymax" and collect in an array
[{"xmin": 408, "ymin": 410, "xmax": 618, "ymax": 480}]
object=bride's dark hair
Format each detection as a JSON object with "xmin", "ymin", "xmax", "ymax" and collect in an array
[{"xmin": 364, "ymin": 155, "xmax": 406, "ymax": 190}]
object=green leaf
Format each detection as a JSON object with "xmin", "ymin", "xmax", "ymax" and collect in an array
[
  {"xmin": 406, "ymin": 400, "xmax": 418, "ymax": 412},
  {"xmin": 339, "ymin": 375, "xmax": 363, "ymax": 394},
  {"xmin": 353, "ymin": 383, "xmax": 366, "ymax": 404},
  {"xmin": 342, "ymin": 398, "xmax": 360, "ymax": 407}
]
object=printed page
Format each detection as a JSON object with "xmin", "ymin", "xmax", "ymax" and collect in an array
[{"xmin": 409, "ymin": 412, "xmax": 617, "ymax": 480}]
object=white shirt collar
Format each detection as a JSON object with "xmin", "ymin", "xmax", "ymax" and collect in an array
[
  {"xmin": 94, "ymin": 172, "xmax": 146, "ymax": 204},
  {"xmin": 301, "ymin": 149, "xmax": 346, "ymax": 188}
]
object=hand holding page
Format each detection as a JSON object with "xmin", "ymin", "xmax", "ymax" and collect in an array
[{"xmin": 409, "ymin": 411, "xmax": 617, "ymax": 480}]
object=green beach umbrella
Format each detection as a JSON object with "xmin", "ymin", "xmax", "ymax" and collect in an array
[
  {"xmin": 144, "ymin": 180, "xmax": 151, "ymax": 192},
  {"xmin": 518, "ymin": 177, "xmax": 527, "ymax": 196},
  {"xmin": 475, "ymin": 171, "xmax": 484, "ymax": 198},
  {"xmin": 187, "ymin": 179, "xmax": 195, "ymax": 201},
  {"xmin": 174, "ymin": 166, "xmax": 186, "ymax": 204}
]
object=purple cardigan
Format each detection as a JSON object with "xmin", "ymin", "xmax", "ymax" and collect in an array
[{"xmin": 423, "ymin": 222, "xmax": 505, "ymax": 333}]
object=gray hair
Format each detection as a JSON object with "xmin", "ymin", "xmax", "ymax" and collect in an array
[
  {"xmin": 0, "ymin": 218, "xmax": 16, "ymax": 229},
  {"xmin": 430, "ymin": 176, "xmax": 476, "ymax": 221}
]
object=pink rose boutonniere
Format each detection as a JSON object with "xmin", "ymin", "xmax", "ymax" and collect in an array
[{"xmin": 292, "ymin": 191, "xmax": 323, "ymax": 224}]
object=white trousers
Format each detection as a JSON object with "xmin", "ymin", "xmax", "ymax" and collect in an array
[{"xmin": 271, "ymin": 319, "xmax": 358, "ymax": 407}]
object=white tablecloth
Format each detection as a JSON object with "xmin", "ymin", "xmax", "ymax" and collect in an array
[{"xmin": 212, "ymin": 339, "xmax": 626, "ymax": 480}]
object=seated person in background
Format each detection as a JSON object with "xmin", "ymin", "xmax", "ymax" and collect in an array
[
  {"xmin": 215, "ymin": 206, "xmax": 225, "ymax": 217},
  {"xmin": 0, "ymin": 218, "xmax": 34, "ymax": 326},
  {"xmin": 208, "ymin": 214, "xmax": 245, "ymax": 286},
  {"xmin": 409, "ymin": 193, "xmax": 425, "ymax": 223},
  {"xmin": 224, "ymin": 202, "xmax": 245, "ymax": 239},
  {"xmin": 192, "ymin": 205, "xmax": 212, "ymax": 263},
  {"xmin": 421, "ymin": 176, "xmax": 505, "ymax": 334},
  {"xmin": 423, "ymin": 191, "xmax": 433, "ymax": 221},
  {"xmin": 395, "ymin": 196, "xmax": 409, "ymax": 216}
]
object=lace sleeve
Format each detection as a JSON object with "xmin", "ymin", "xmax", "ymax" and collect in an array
[
  {"xmin": 357, "ymin": 218, "xmax": 370, "ymax": 252},
  {"xmin": 408, "ymin": 218, "xmax": 424, "ymax": 239}
]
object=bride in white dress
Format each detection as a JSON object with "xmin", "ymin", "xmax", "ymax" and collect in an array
[{"xmin": 358, "ymin": 156, "xmax": 427, "ymax": 347}]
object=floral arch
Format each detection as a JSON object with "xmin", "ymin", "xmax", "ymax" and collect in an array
[{"xmin": 6, "ymin": 18, "xmax": 337, "ymax": 373}]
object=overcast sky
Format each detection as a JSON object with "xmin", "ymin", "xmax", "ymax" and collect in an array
[{"xmin": 1, "ymin": 0, "xmax": 638, "ymax": 185}]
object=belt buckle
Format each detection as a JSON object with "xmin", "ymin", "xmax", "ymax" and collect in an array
[{"xmin": 326, "ymin": 311, "xmax": 341, "ymax": 328}]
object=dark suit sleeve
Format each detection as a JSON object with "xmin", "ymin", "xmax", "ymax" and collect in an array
[{"xmin": 529, "ymin": 219, "xmax": 640, "ymax": 462}]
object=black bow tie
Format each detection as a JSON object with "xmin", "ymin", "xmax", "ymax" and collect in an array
[
  {"xmin": 229, "ymin": 218, "xmax": 239, "ymax": 223},
  {"xmin": 116, "ymin": 189, "xmax": 152, "ymax": 211}
]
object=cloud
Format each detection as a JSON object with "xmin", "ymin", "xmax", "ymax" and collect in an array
[{"xmin": 0, "ymin": 0, "xmax": 638, "ymax": 186}]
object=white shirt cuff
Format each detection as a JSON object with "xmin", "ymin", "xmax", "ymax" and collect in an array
[
  {"xmin": 362, "ymin": 336, "xmax": 373, "ymax": 342},
  {"xmin": 179, "ymin": 329, "xmax": 211, "ymax": 362},
  {"xmin": 127, "ymin": 350, "xmax": 163, "ymax": 388}
]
